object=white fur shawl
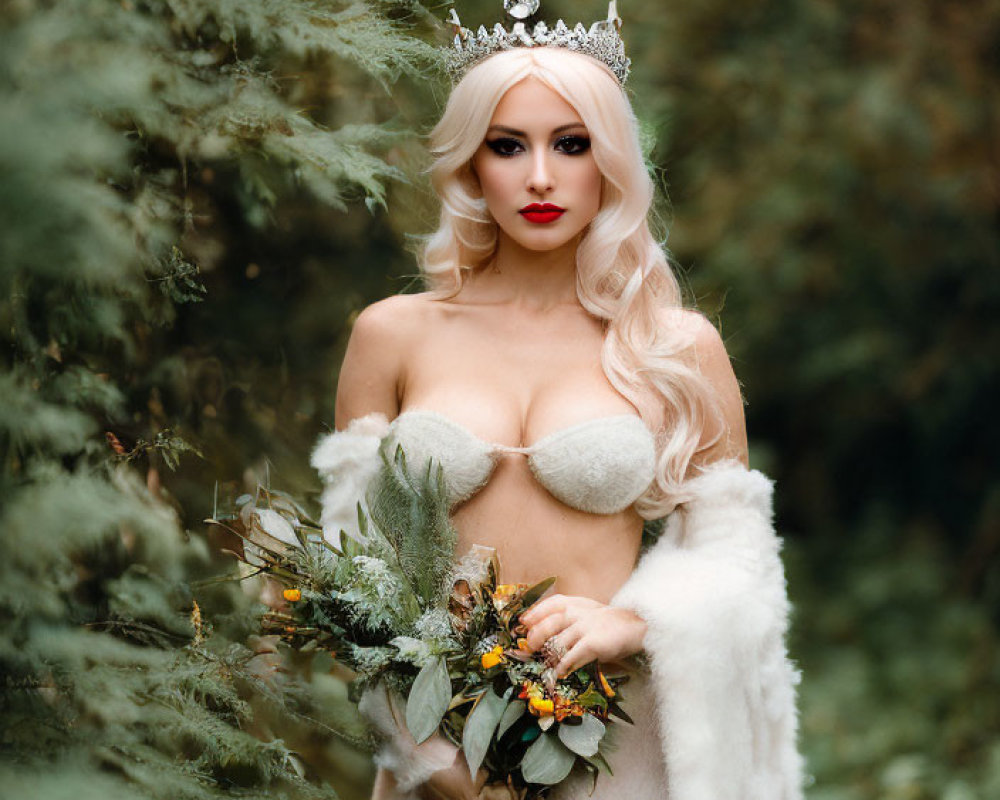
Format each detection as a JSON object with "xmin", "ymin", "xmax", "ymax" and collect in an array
[
  {"xmin": 311, "ymin": 413, "xmax": 390, "ymax": 545},
  {"xmin": 611, "ymin": 463, "xmax": 804, "ymax": 800}
]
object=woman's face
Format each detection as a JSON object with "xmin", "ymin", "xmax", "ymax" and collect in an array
[{"xmin": 471, "ymin": 77, "xmax": 602, "ymax": 253}]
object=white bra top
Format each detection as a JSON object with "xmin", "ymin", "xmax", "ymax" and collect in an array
[{"xmin": 382, "ymin": 409, "xmax": 656, "ymax": 515}]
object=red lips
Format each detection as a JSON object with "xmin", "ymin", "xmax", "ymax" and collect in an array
[{"xmin": 519, "ymin": 203, "xmax": 565, "ymax": 224}]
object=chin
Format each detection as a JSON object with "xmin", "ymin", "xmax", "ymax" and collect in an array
[{"xmin": 501, "ymin": 222, "xmax": 588, "ymax": 253}]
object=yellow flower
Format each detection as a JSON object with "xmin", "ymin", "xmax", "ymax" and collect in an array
[
  {"xmin": 491, "ymin": 583, "xmax": 526, "ymax": 611},
  {"xmin": 598, "ymin": 668, "xmax": 616, "ymax": 698},
  {"xmin": 480, "ymin": 645, "xmax": 504, "ymax": 670},
  {"xmin": 283, "ymin": 588, "xmax": 302, "ymax": 602},
  {"xmin": 528, "ymin": 697, "xmax": 554, "ymax": 716},
  {"xmin": 517, "ymin": 637, "xmax": 531, "ymax": 652}
]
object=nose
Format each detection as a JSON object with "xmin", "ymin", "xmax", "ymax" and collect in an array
[{"xmin": 526, "ymin": 148, "xmax": 554, "ymax": 195}]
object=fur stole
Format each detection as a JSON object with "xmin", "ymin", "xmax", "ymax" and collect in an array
[
  {"xmin": 611, "ymin": 462, "xmax": 804, "ymax": 800},
  {"xmin": 311, "ymin": 413, "xmax": 390, "ymax": 544}
]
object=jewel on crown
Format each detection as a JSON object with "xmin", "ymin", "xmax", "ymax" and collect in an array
[{"xmin": 445, "ymin": 1, "xmax": 631, "ymax": 85}]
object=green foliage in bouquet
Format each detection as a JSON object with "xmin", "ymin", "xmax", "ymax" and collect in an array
[
  {"xmin": 215, "ymin": 445, "xmax": 460, "ymax": 694},
  {"xmin": 215, "ymin": 443, "xmax": 631, "ymax": 798},
  {"xmin": 412, "ymin": 555, "xmax": 630, "ymax": 796}
]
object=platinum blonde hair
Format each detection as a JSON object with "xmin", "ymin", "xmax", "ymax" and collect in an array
[{"xmin": 421, "ymin": 47, "xmax": 718, "ymax": 515}]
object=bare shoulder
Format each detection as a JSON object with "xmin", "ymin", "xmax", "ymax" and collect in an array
[
  {"xmin": 350, "ymin": 292, "xmax": 436, "ymax": 339},
  {"xmin": 658, "ymin": 307, "xmax": 749, "ymax": 467},
  {"xmin": 335, "ymin": 293, "xmax": 438, "ymax": 428}
]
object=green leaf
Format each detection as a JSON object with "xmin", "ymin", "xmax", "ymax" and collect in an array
[
  {"xmin": 462, "ymin": 688, "xmax": 508, "ymax": 778},
  {"xmin": 406, "ymin": 656, "xmax": 451, "ymax": 744},
  {"xmin": 576, "ymin": 685, "xmax": 608, "ymax": 711},
  {"xmin": 583, "ymin": 751, "xmax": 614, "ymax": 777},
  {"xmin": 520, "ymin": 730, "xmax": 576, "ymax": 785},
  {"xmin": 607, "ymin": 702, "xmax": 634, "ymax": 725},
  {"xmin": 557, "ymin": 713, "xmax": 605, "ymax": 757},
  {"xmin": 519, "ymin": 577, "xmax": 556, "ymax": 610},
  {"xmin": 497, "ymin": 699, "xmax": 526, "ymax": 739},
  {"xmin": 356, "ymin": 503, "xmax": 368, "ymax": 541},
  {"xmin": 521, "ymin": 725, "xmax": 541, "ymax": 744}
]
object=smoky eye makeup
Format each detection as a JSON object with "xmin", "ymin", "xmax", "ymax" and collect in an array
[
  {"xmin": 485, "ymin": 134, "xmax": 592, "ymax": 158},
  {"xmin": 555, "ymin": 134, "xmax": 592, "ymax": 154},
  {"xmin": 485, "ymin": 137, "xmax": 524, "ymax": 157}
]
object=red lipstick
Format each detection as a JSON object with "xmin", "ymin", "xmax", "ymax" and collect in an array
[{"xmin": 519, "ymin": 203, "xmax": 565, "ymax": 224}]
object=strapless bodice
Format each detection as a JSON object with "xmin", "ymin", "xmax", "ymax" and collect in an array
[{"xmin": 382, "ymin": 409, "xmax": 656, "ymax": 515}]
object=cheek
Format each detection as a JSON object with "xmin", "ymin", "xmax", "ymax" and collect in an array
[
  {"xmin": 477, "ymin": 164, "xmax": 515, "ymax": 207},
  {"xmin": 576, "ymin": 162, "xmax": 603, "ymax": 217}
]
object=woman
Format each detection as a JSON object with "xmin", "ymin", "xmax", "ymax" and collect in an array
[{"xmin": 316, "ymin": 18, "xmax": 802, "ymax": 800}]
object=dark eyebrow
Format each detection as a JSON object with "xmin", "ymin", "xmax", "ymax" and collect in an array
[{"xmin": 486, "ymin": 123, "xmax": 588, "ymax": 136}]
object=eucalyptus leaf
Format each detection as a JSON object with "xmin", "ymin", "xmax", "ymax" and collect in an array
[
  {"xmin": 406, "ymin": 656, "xmax": 451, "ymax": 744},
  {"xmin": 497, "ymin": 699, "xmax": 526, "ymax": 739},
  {"xmin": 557, "ymin": 713, "xmax": 605, "ymax": 757},
  {"xmin": 520, "ymin": 730, "xmax": 576, "ymax": 784},
  {"xmin": 462, "ymin": 688, "xmax": 508, "ymax": 778},
  {"xmin": 254, "ymin": 508, "xmax": 298, "ymax": 547}
]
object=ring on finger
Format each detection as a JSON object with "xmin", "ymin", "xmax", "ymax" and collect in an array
[{"xmin": 542, "ymin": 635, "xmax": 567, "ymax": 667}]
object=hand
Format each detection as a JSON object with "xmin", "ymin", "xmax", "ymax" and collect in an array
[{"xmin": 519, "ymin": 594, "xmax": 647, "ymax": 677}]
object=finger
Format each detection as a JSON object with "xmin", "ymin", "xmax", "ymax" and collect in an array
[
  {"xmin": 519, "ymin": 593, "xmax": 566, "ymax": 625},
  {"xmin": 548, "ymin": 624, "xmax": 584, "ymax": 670},
  {"xmin": 557, "ymin": 623, "xmax": 584, "ymax": 651},
  {"xmin": 524, "ymin": 613, "xmax": 568, "ymax": 650},
  {"xmin": 556, "ymin": 638, "xmax": 591, "ymax": 679}
]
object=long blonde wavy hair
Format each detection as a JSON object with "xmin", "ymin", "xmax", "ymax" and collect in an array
[{"xmin": 420, "ymin": 47, "xmax": 719, "ymax": 516}]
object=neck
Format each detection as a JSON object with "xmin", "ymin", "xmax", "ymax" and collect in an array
[{"xmin": 471, "ymin": 231, "xmax": 581, "ymax": 310}]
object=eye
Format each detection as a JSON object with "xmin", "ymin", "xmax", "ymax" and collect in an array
[
  {"xmin": 485, "ymin": 137, "xmax": 523, "ymax": 157},
  {"xmin": 555, "ymin": 135, "xmax": 591, "ymax": 155}
]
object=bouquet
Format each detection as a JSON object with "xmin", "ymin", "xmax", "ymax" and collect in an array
[{"xmin": 211, "ymin": 445, "xmax": 631, "ymax": 797}]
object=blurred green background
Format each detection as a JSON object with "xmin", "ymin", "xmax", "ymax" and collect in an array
[{"xmin": 1, "ymin": 0, "xmax": 997, "ymax": 798}]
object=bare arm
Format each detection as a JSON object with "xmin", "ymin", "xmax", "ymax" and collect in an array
[{"xmin": 334, "ymin": 297, "xmax": 409, "ymax": 430}]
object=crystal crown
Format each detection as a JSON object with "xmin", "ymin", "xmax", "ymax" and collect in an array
[{"xmin": 445, "ymin": 1, "xmax": 630, "ymax": 85}]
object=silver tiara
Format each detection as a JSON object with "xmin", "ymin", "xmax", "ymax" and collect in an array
[{"xmin": 445, "ymin": 1, "xmax": 630, "ymax": 85}]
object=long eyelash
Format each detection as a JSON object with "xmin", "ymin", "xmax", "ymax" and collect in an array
[
  {"xmin": 556, "ymin": 135, "xmax": 592, "ymax": 154},
  {"xmin": 485, "ymin": 138, "xmax": 522, "ymax": 156}
]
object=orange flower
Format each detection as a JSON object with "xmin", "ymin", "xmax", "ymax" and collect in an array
[
  {"xmin": 597, "ymin": 668, "xmax": 616, "ymax": 698},
  {"xmin": 283, "ymin": 588, "xmax": 302, "ymax": 602},
  {"xmin": 516, "ymin": 637, "xmax": 532, "ymax": 652},
  {"xmin": 528, "ymin": 697, "xmax": 554, "ymax": 716},
  {"xmin": 480, "ymin": 645, "xmax": 504, "ymax": 670}
]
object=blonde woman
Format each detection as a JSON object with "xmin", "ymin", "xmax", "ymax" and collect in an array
[{"xmin": 316, "ymin": 9, "xmax": 802, "ymax": 800}]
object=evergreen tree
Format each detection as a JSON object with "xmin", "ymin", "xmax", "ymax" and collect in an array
[{"xmin": 0, "ymin": 1, "xmax": 435, "ymax": 797}]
